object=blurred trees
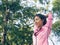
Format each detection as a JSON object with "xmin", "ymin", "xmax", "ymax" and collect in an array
[
  {"xmin": 52, "ymin": 21, "xmax": 60, "ymax": 36},
  {"xmin": 0, "ymin": 0, "xmax": 60, "ymax": 45},
  {"xmin": 52, "ymin": 20, "xmax": 60, "ymax": 44},
  {"xmin": 52, "ymin": 0, "xmax": 60, "ymax": 36},
  {"xmin": 0, "ymin": 0, "xmax": 37, "ymax": 45},
  {"xmin": 52, "ymin": 0, "xmax": 60, "ymax": 18},
  {"xmin": 34, "ymin": 0, "xmax": 51, "ymax": 14}
]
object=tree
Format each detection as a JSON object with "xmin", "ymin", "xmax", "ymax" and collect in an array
[
  {"xmin": 52, "ymin": 0, "xmax": 60, "ymax": 18},
  {"xmin": 52, "ymin": 0, "xmax": 60, "ymax": 40},
  {"xmin": 52, "ymin": 20, "xmax": 60, "ymax": 36},
  {"xmin": 34, "ymin": 0, "xmax": 51, "ymax": 14},
  {"xmin": 0, "ymin": 0, "xmax": 57, "ymax": 45},
  {"xmin": 0, "ymin": 0, "xmax": 37, "ymax": 45}
]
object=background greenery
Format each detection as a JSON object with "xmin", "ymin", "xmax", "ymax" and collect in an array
[{"xmin": 0, "ymin": 0, "xmax": 60, "ymax": 45}]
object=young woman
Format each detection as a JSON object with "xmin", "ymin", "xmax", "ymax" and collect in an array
[{"xmin": 33, "ymin": 12, "xmax": 53, "ymax": 45}]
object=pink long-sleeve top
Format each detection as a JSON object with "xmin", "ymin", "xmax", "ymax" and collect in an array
[{"xmin": 33, "ymin": 13, "xmax": 53, "ymax": 45}]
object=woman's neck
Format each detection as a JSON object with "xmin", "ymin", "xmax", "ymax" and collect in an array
[{"xmin": 38, "ymin": 26, "xmax": 42, "ymax": 30}]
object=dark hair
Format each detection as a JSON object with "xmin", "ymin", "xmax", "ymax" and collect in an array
[{"xmin": 35, "ymin": 14, "xmax": 47, "ymax": 26}]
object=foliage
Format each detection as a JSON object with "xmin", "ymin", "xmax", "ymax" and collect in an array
[
  {"xmin": 0, "ymin": 0, "xmax": 60, "ymax": 45},
  {"xmin": 52, "ymin": 0, "xmax": 60, "ymax": 18},
  {"xmin": 52, "ymin": 21, "xmax": 60, "ymax": 36},
  {"xmin": 0, "ymin": 0, "xmax": 38, "ymax": 45}
]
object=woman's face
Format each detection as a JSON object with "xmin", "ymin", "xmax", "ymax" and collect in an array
[{"xmin": 34, "ymin": 16, "xmax": 43, "ymax": 28}]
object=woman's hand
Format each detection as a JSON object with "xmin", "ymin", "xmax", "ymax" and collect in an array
[{"xmin": 45, "ymin": 11, "xmax": 52, "ymax": 18}]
